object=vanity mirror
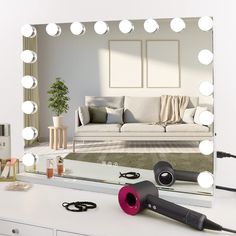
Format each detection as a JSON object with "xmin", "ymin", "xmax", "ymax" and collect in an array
[{"xmin": 18, "ymin": 16, "xmax": 214, "ymax": 207}]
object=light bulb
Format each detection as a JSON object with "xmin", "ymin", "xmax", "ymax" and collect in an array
[
  {"xmin": 21, "ymin": 76, "xmax": 38, "ymax": 89},
  {"xmin": 199, "ymin": 81, "xmax": 214, "ymax": 96},
  {"xmin": 119, "ymin": 20, "xmax": 134, "ymax": 34},
  {"xmin": 21, "ymin": 24, "xmax": 37, "ymax": 38},
  {"xmin": 94, "ymin": 21, "xmax": 109, "ymax": 35},
  {"xmin": 70, "ymin": 22, "xmax": 85, "ymax": 35},
  {"xmin": 21, "ymin": 50, "xmax": 37, "ymax": 63},
  {"xmin": 46, "ymin": 23, "xmax": 61, "ymax": 37},
  {"xmin": 22, "ymin": 101, "xmax": 38, "ymax": 114},
  {"xmin": 197, "ymin": 171, "xmax": 214, "ymax": 189},
  {"xmin": 199, "ymin": 111, "xmax": 214, "ymax": 125},
  {"xmin": 198, "ymin": 49, "xmax": 213, "ymax": 65},
  {"xmin": 22, "ymin": 153, "xmax": 39, "ymax": 167},
  {"xmin": 22, "ymin": 127, "xmax": 38, "ymax": 140},
  {"xmin": 198, "ymin": 16, "xmax": 213, "ymax": 31},
  {"xmin": 170, "ymin": 18, "xmax": 186, "ymax": 32},
  {"xmin": 144, "ymin": 19, "xmax": 159, "ymax": 33},
  {"xmin": 199, "ymin": 140, "xmax": 213, "ymax": 155}
]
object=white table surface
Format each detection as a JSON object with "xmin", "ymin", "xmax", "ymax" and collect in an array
[{"xmin": 0, "ymin": 181, "xmax": 235, "ymax": 236}]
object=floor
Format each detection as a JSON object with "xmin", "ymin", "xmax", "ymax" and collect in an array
[{"xmin": 25, "ymin": 140, "xmax": 200, "ymax": 157}]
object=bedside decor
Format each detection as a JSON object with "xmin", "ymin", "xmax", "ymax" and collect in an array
[
  {"xmin": 47, "ymin": 78, "xmax": 69, "ymax": 127},
  {"xmin": 48, "ymin": 126, "xmax": 67, "ymax": 150}
]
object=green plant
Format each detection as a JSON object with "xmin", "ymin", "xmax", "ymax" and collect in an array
[{"xmin": 47, "ymin": 78, "xmax": 69, "ymax": 116}]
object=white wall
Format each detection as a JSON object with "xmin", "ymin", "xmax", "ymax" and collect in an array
[
  {"xmin": 36, "ymin": 19, "xmax": 212, "ymax": 139},
  {"xmin": 0, "ymin": 0, "xmax": 236, "ymax": 163}
]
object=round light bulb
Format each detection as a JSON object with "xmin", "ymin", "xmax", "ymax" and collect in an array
[
  {"xmin": 94, "ymin": 21, "xmax": 109, "ymax": 35},
  {"xmin": 198, "ymin": 16, "xmax": 213, "ymax": 32},
  {"xmin": 119, "ymin": 20, "xmax": 134, "ymax": 34},
  {"xmin": 197, "ymin": 171, "xmax": 214, "ymax": 189},
  {"xmin": 22, "ymin": 127, "xmax": 38, "ymax": 140},
  {"xmin": 21, "ymin": 76, "xmax": 38, "ymax": 89},
  {"xmin": 199, "ymin": 111, "xmax": 214, "ymax": 126},
  {"xmin": 22, "ymin": 153, "xmax": 39, "ymax": 167},
  {"xmin": 46, "ymin": 23, "xmax": 61, "ymax": 37},
  {"xmin": 70, "ymin": 22, "xmax": 85, "ymax": 35},
  {"xmin": 21, "ymin": 24, "xmax": 37, "ymax": 38},
  {"xmin": 199, "ymin": 81, "xmax": 214, "ymax": 96},
  {"xmin": 22, "ymin": 101, "xmax": 38, "ymax": 114},
  {"xmin": 199, "ymin": 140, "xmax": 214, "ymax": 155},
  {"xmin": 144, "ymin": 19, "xmax": 159, "ymax": 33},
  {"xmin": 21, "ymin": 50, "xmax": 37, "ymax": 63},
  {"xmin": 170, "ymin": 18, "xmax": 186, "ymax": 32},
  {"xmin": 198, "ymin": 49, "xmax": 213, "ymax": 65}
]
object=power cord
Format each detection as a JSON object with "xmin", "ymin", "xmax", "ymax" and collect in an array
[
  {"xmin": 215, "ymin": 151, "xmax": 236, "ymax": 193},
  {"xmin": 217, "ymin": 151, "xmax": 236, "ymax": 158}
]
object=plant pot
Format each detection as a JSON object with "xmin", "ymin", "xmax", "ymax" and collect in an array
[{"xmin": 53, "ymin": 116, "xmax": 64, "ymax": 127}]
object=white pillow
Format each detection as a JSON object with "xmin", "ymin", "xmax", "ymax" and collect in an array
[
  {"xmin": 194, "ymin": 106, "xmax": 207, "ymax": 125},
  {"xmin": 106, "ymin": 107, "xmax": 123, "ymax": 124},
  {"xmin": 78, "ymin": 106, "xmax": 90, "ymax": 125},
  {"xmin": 182, "ymin": 108, "xmax": 196, "ymax": 124}
]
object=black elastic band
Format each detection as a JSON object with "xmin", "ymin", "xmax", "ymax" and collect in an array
[
  {"xmin": 62, "ymin": 201, "xmax": 97, "ymax": 212},
  {"xmin": 119, "ymin": 172, "xmax": 140, "ymax": 179}
]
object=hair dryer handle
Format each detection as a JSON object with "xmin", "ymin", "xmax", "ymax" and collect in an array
[
  {"xmin": 146, "ymin": 194, "xmax": 206, "ymax": 230},
  {"xmin": 175, "ymin": 170, "xmax": 199, "ymax": 182}
]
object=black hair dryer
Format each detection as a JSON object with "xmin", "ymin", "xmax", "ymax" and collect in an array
[
  {"xmin": 154, "ymin": 161, "xmax": 199, "ymax": 187},
  {"xmin": 118, "ymin": 181, "xmax": 225, "ymax": 232}
]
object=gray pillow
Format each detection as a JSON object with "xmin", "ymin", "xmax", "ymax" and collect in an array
[
  {"xmin": 106, "ymin": 107, "xmax": 123, "ymax": 124},
  {"xmin": 78, "ymin": 106, "xmax": 90, "ymax": 125},
  {"xmin": 89, "ymin": 107, "xmax": 107, "ymax": 123}
]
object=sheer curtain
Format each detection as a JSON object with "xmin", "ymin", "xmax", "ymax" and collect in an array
[{"xmin": 23, "ymin": 36, "xmax": 40, "ymax": 147}]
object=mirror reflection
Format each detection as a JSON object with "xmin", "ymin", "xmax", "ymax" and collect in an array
[{"xmin": 22, "ymin": 17, "xmax": 214, "ymax": 197}]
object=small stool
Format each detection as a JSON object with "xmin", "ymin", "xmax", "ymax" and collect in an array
[{"xmin": 48, "ymin": 126, "xmax": 67, "ymax": 150}]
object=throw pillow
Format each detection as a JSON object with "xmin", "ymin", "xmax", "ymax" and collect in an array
[
  {"xmin": 78, "ymin": 106, "xmax": 90, "ymax": 126},
  {"xmin": 106, "ymin": 107, "xmax": 124, "ymax": 124},
  {"xmin": 89, "ymin": 107, "xmax": 107, "ymax": 123},
  {"xmin": 182, "ymin": 108, "xmax": 196, "ymax": 124},
  {"xmin": 194, "ymin": 106, "xmax": 207, "ymax": 124}
]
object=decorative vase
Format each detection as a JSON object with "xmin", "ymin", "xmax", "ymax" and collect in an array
[{"xmin": 53, "ymin": 116, "xmax": 64, "ymax": 127}]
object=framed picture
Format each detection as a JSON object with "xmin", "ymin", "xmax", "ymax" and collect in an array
[
  {"xmin": 146, "ymin": 40, "xmax": 180, "ymax": 88},
  {"xmin": 109, "ymin": 40, "xmax": 143, "ymax": 88}
]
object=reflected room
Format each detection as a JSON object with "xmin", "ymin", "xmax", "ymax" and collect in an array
[{"xmin": 21, "ymin": 17, "xmax": 214, "ymax": 200}]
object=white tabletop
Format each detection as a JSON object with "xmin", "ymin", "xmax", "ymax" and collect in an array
[{"xmin": 0, "ymin": 182, "xmax": 235, "ymax": 236}]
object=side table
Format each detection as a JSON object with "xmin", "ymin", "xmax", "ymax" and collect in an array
[{"xmin": 48, "ymin": 126, "xmax": 67, "ymax": 150}]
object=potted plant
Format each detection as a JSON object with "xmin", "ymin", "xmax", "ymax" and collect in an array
[{"xmin": 47, "ymin": 78, "xmax": 69, "ymax": 127}]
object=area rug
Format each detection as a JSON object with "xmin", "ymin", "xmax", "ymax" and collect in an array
[{"xmin": 64, "ymin": 152, "xmax": 213, "ymax": 172}]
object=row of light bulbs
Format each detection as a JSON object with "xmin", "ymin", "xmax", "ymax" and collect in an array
[
  {"xmin": 21, "ymin": 16, "xmax": 213, "ymax": 38},
  {"xmin": 21, "ymin": 48, "xmax": 214, "ymax": 65}
]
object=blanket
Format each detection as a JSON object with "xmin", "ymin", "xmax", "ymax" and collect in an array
[{"xmin": 159, "ymin": 95, "xmax": 189, "ymax": 126}]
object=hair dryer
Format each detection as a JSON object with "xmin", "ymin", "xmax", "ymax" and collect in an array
[
  {"xmin": 154, "ymin": 161, "xmax": 200, "ymax": 187},
  {"xmin": 118, "ymin": 181, "xmax": 235, "ymax": 233}
]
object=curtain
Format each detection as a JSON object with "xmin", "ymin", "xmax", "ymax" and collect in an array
[{"xmin": 23, "ymin": 36, "xmax": 40, "ymax": 147}]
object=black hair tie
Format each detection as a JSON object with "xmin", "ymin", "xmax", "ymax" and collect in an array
[
  {"xmin": 62, "ymin": 201, "xmax": 97, "ymax": 212},
  {"xmin": 75, "ymin": 201, "xmax": 97, "ymax": 209},
  {"xmin": 119, "ymin": 171, "xmax": 140, "ymax": 179}
]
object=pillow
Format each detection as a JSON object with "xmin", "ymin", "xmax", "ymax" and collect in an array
[
  {"xmin": 89, "ymin": 107, "xmax": 107, "ymax": 123},
  {"xmin": 78, "ymin": 106, "xmax": 90, "ymax": 126},
  {"xmin": 106, "ymin": 107, "xmax": 123, "ymax": 124},
  {"xmin": 194, "ymin": 106, "xmax": 207, "ymax": 124},
  {"xmin": 182, "ymin": 108, "xmax": 196, "ymax": 124}
]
